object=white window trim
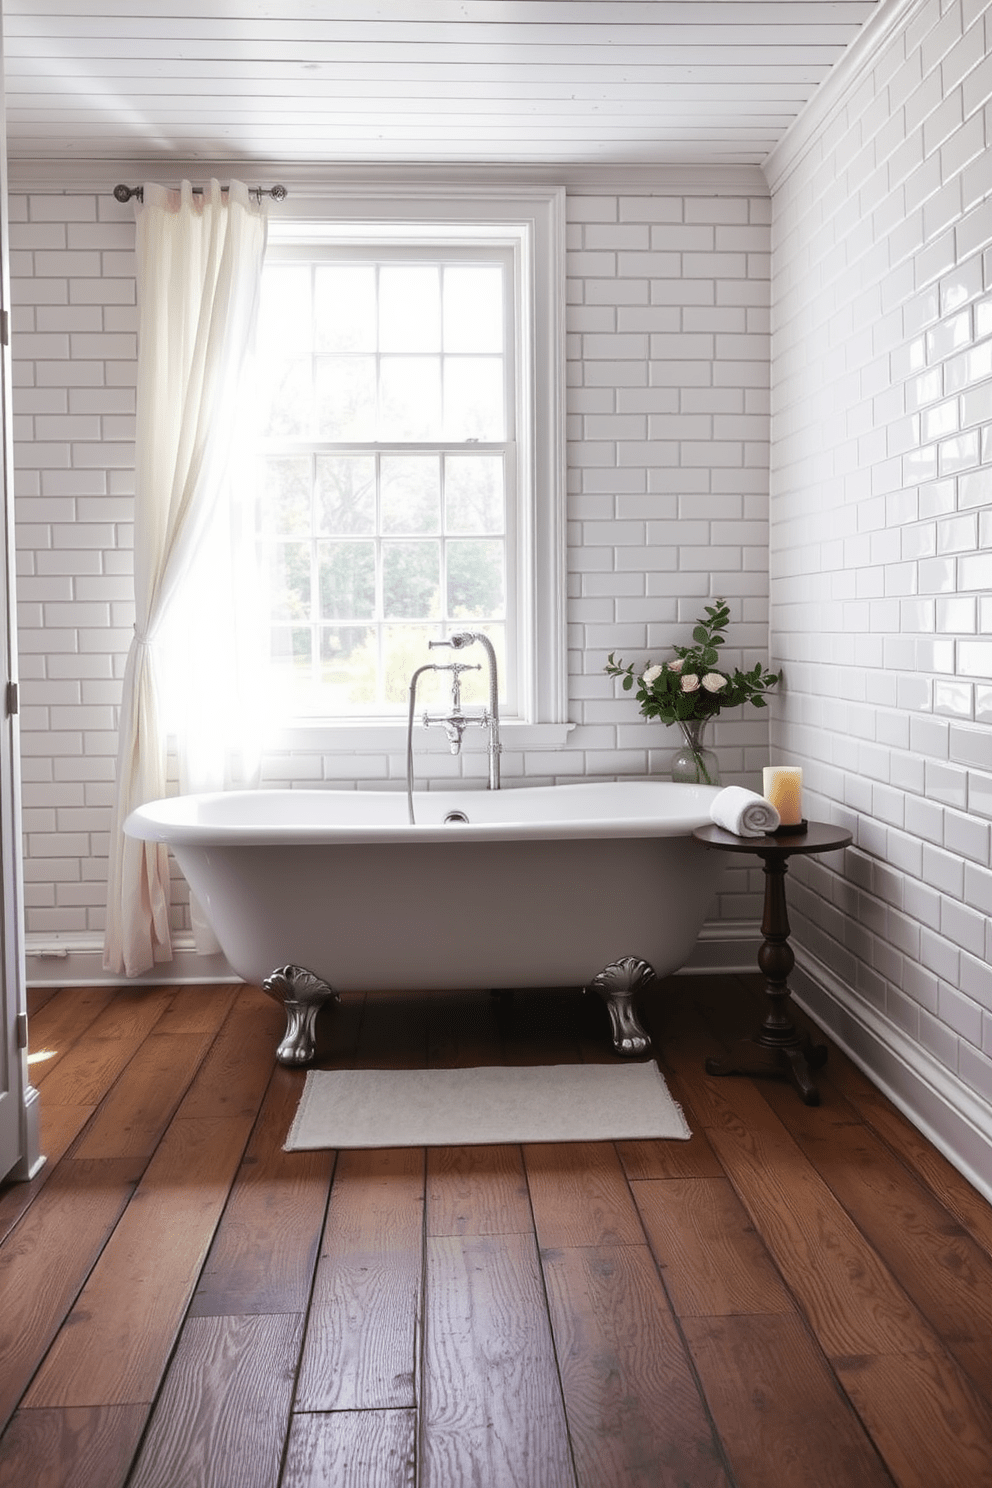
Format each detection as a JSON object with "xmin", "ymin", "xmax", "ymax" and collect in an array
[{"xmin": 260, "ymin": 183, "xmax": 567, "ymax": 749}]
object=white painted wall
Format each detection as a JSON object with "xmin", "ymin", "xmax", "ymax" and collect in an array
[
  {"xmin": 768, "ymin": 0, "xmax": 992, "ymax": 1190},
  {"xmin": 9, "ymin": 175, "xmax": 775, "ymax": 963}
]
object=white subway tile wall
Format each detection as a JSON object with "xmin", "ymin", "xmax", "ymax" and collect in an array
[
  {"xmin": 771, "ymin": 0, "xmax": 992, "ymax": 1099},
  {"xmin": 10, "ymin": 185, "xmax": 773, "ymax": 946}
]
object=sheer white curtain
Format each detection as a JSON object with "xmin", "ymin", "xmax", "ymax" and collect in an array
[{"xmin": 104, "ymin": 180, "xmax": 268, "ymax": 976}]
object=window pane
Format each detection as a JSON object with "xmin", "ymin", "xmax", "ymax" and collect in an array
[
  {"xmin": 319, "ymin": 625, "xmax": 377, "ymax": 706},
  {"xmin": 315, "ymin": 356, "xmax": 377, "ymax": 440},
  {"xmin": 316, "ymin": 455, "xmax": 376, "ymax": 534},
  {"xmin": 258, "ymin": 265, "xmax": 312, "ymax": 359},
  {"xmin": 266, "ymin": 542, "xmax": 311, "ymax": 621},
  {"xmin": 447, "ymin": 540, "xmax": 504, "ymax": 620},
  {"xmin": 379, "ymin": 357, "xmax": 442, "ymax": 440},
  {"xmin": 379, "ymin": 265, "xmax": 440, "ymax": 352},
  {"xmin": 383, "ymin": 624, "xmax": 445, "ymax": 705},
  {"xmin": 381, "ymin": 455, "xmax": 440, "ymax": 534},
  {"xmin": 443, "ymin": 265, "xmax": 503, "ymax": 352},
  {"xmin": 383, "ymin": 541, "xmax": 440, "ymax": 619},
  {"xmin": 315, "ymin": 265, "xmax": 376, "ymax": 353},
  {"xmin": 444, "ymin": 455, "xmax": 504, "ymax": 534},
  {"xmin": 319, "ymin": 540, "xmax": 375, "ymax": 621},
  {"xmin": 444, "ymin": 357, "xmax": 504, "ymax": 440},
  {"xmin": 260, "ymin": 359, "xmax": 312, "ymax": 438},
  {"xmin": 259, "ymin": 456, "xmax": 311, "ymax": 537},
  {"xmin": 269, "ymin": 625, "xmax": 311, "ymax": 676}
]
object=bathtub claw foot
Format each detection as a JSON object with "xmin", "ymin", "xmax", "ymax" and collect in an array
[
  {"xmin": 587, "ymin": 956, "xmax": 656, "ymax": 1058},
  {"xmin": 262, "ymin": 964, "xmax": 339, "ymax": 1066}
]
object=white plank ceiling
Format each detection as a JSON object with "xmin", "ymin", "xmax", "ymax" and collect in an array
[{"xmin": 3, "ymin": 1, "xmax": 880, "ymax": 170}]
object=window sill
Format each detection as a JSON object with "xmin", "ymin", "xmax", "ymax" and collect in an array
[{"xmin": 266, "ymin": 720, "xmax": 575, "ymax": 752}]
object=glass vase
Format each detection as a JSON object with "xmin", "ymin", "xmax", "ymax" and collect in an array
[{"xmin": 671, "ymin": 717, "xmax": 721, "ymax": 786}]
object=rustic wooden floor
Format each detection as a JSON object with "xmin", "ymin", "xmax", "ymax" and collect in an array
[{"xmin": 2, "ymin": 972, "xmax": 992, "ymax": 1487}]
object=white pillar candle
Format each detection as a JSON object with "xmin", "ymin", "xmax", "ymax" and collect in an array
[{"xmin": 762, "ymin": 766, "xmax": 803, "ymax": 826}]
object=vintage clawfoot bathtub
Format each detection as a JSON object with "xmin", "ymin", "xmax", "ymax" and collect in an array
[{"xmin": 125, "ymin": 780, "xmax": 724, "ymax": 1065}]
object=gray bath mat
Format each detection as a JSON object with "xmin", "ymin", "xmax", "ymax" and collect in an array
[{"xmin": 284, "ymin": 1061, "xmax": 691, "ymax": 1149}]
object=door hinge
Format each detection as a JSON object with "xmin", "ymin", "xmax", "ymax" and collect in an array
[
  {"xmin": 16, "ymin": 1013, "xmax": 28, "ymax": 1050},
  {"xmin": 5, "ymin": 681, "xmax": 17, "ymax": 716},
  {"xmin": 0, "ymin": 310, "xmax": 8, "ymax": 347}
]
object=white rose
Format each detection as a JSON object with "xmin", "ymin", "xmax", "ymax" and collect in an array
[
  {"xmin": 681, "ymin": 673, "xmax": 701, "ymax": 693},
  {"xmin": 667, "ymin": 658, "xmax": 684, "ymax": 673},
  {"xmin": 641, "ymin": 664, "xmax": 664, "ymax": 685},
  {"xmin": 702, "ymin": 672, "xmax": 726, "ymax": 692}
]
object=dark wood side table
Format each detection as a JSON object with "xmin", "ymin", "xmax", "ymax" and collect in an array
[{"xmin": 692, "ymin": 821, "xmax": 853, "ymax": 1105}]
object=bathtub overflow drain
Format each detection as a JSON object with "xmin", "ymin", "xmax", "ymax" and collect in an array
[{"xmin": 444, "ymin": 810, "xmax": 470, "ymax": 824}]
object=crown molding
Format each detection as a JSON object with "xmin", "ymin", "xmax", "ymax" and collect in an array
[
  {"xmin": 9, "ymin": 158, "xmax": 769, "ymax": 199},
  {"xmin": 763, "ymin": 0, "xmax": 924, "ymax": 193}
]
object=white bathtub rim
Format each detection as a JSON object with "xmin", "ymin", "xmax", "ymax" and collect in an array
[{"xmin": 125, "ymin": 779, "xmax": 723, "ymax": 848}]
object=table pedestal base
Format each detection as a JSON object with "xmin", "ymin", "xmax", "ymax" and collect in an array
[
  {"xmin": 706, "ymin": 1028, "xmax": 827, "ymax": 1106},
  {"xmin": 692, "ymin": 821, "xmax": 853, "ymax": 1108}
]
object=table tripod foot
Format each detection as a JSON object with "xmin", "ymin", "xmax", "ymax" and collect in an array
[{"xmin": 705, "ymin": 1032, "xmax": 826, "ymax": 1106}]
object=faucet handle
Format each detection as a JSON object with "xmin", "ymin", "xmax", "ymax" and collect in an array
[{"xmin": 430, "ymin": 633, "xmax": 475, "ymax": 651}]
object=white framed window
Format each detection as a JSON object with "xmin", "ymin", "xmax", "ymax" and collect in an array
[
  {"xmin": 256, "ymin": 244, "xmax": 516, "ymax": 717},
  {"xmin": 247, "ymin": 186, "xmax": 566, "ymax": 735}
]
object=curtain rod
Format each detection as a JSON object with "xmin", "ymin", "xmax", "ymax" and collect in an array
[{"xmin": 113, "ymin": 183, "xmax": 288, "ymax": 204}]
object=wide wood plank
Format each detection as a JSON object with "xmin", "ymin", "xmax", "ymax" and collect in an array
[
  {"xmin": 422, "ymin": 1232, "xmax": 574, "ymax": 1487},
  {"xmin": 0, "ymin": 1158, "xmax": 139, "ymax": 1431},
  {"xmin": 24, "ymin": 985, "xmax": 118, "ymax": 1085},
  {"xmin": 189, "ymin": 1067, "xmax": 334, "ymax": 1317},
  {"xmin": 658, "ymin": 995, "xmax": 945, "ymax": 1359},
  {"xmin": 425, "ymin": 987, "xmax": 508, "ymax": 1068},
  {"xmin": 33, "ymin": 987, "xmax": 176, "ymax": 1108},
  {"xmin": 760, "ymin": 1076, "xmax": 992, "ymax": 1386},
  {"xmin": 148, "ymin": 982, "xmax": 239, "ymax": 1036},
  {"xmin": 312, "ymin": 988, "xmax": 365, "ymax": 1067},
  {"xmin": 0, "ymin": 1101, "xmax": 95, "ymax": 1244},
  {"xmin": 352, "ymin": 990, "xmax": 430, "ymax": 1070},
  {"xmin": 542, "ymin": 1243, "xmax": 731, "ymax": 1488},
  {"xmin": 615, "ymin": 1122, "xmax": 724, "ymax": 1182},
  {"xmin": 294, "ymin": 1147, "xmax": 424, "ymax": 1412},
  {"xmin": 824, "ymin": 1049, "xmax": 992, "ymax": 1261},
  {"xmin": 177, "ymin": 984, "xmax": 285, "ymax": 1121},
  {"xmin": 634, "ymin": 1176, "xmax": 795, "ymax": 1318},
  {"xmin": 524, "ymin": 1140, "xmax": 646, "ymax": 1249},
  {"xmin": 23, "ymin": 1116, "xmax": 253, "ymax": 1409},
  {"xmin": 497, "ymin": 988, "xmax": 587, "ymax": 1067},
  {"xmin": 684, "ymin": 1314, "xmax": 896, "ymax": 1488},
  {"xmin": 127, "ymin": 1313, "xmax": 303, "ymax": 1488},
  {"xmin": 426, "ymin": 1143, "xmax": 532, "ymax": 1237},
  {"xmin": 72, "ymin": 1031, "xmax": 215, "ymax": 1160},
  {"xmin": 834, "ymin": 1348, "xmax": 992, "ymax": 1488},
  {"xmin": 0, "ymin": 1405, "xmax": 147, "ymax": 1488},
  {"xmin": 281, "ymin": 1409, "xmax": 417, "ymax": 1488}
]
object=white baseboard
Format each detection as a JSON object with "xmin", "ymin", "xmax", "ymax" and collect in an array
[
  {"xmin": 791, "ymin": 946, "xmax": 992, "ymax": 1208},
  {"xmin": 25, "ymin": 934, "xmax": 239, "ymax": 988},
  {"xmin": 26, "ymin": 919, "xmax": 761, "ymax": 988},
  {"xmin": 679, "ymin": 921, "xmax": 762, "ymax": 974}
]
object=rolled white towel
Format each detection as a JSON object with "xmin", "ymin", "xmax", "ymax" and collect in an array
[{"xmin": 710, "ymin": 786, "xmax": 780, "ymax": 838}]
